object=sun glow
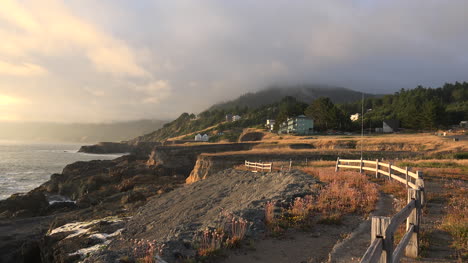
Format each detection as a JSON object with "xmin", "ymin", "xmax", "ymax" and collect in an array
[{"xmin": 0, "ymin": 95, "xmax": 24, "ymax": 106}]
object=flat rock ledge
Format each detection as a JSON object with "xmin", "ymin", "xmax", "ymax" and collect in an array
[{"xmin": 86, "ymin": 169, "xmax": 320, "ymax": 262}]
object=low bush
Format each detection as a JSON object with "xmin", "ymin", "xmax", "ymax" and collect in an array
[
  {"xmin": 131, "ymin": 239, "xmax": 165, "ymax": 263},
  {"xmin": 454, "ymin": 152, "xmax": 468, "ymax": 159}
]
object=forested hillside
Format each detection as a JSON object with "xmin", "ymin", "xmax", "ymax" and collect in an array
[
  {"xmin": 339, "ymin": 82, "xmax": 468, "ymax": 130},
  {"xmin": 209, "ymin": 84, "xmax": 375, "ymax": 110},
  {"xmin": 131, "ymin": 82, "xmax": 467, "ymax": 143},
  {"xmin": 130, "ymin": 96, "xmax": 307, "ymax": 143}
]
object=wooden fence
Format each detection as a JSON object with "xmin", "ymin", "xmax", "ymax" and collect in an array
[
  {"xmin": 335, "ymin": 158, "xmax": 424, "ymax": 191},
  {"xmin": 336, "ymin": 158, "xmax": 425, "ymax": 263},
  {"xmin": 245, "ymin": 160, "xmax": 273, "ymax": 172}
]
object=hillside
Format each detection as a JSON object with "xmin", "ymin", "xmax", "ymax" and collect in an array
[
  {"xmin": 130, "ymin": 86, "xmax": 373, "ymax": 143},
  {"xmin": 209, "ymin": 84, "xmax": 375, "ymax": 110}
]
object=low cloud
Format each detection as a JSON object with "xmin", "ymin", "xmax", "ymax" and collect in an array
[{"xmin": 0, "ymin": 0, "xmax": 466, "ymax": 122}]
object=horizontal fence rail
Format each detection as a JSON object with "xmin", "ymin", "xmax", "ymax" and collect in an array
[
  {"xmin": 335, "ymin": 158, "xmax": 425, "ymax": 263},
  {"xmin": 335, "ymin": 158, "xmax": 424, "ymax": 191},
  {"xmin": 245, "ymin": 160, "xmax": 272, "ymax": 172}
]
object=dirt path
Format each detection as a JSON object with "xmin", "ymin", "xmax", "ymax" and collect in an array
[
  {"xmin": 328, "ymin": 193, "xmax": 394, "ymax": 263},
  {"xmin": 222, "ymin": 193, "xmax": 394, "ymax": 263},
  {"xmin": 401, "ymin": 175, "xmax": 460, "ymax": 262},
  {"xmin": 223, "ymin": 217, "xmax": 362, "ymax": 263}
]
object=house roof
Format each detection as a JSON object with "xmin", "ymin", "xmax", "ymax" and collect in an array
[{"xmin": 383, "ymin": 119, "xmax": 400, "ymax": 130}]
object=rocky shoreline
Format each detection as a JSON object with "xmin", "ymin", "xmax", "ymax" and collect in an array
[{"xmin": 0, "ymin": 140, "xmax": 424, "ymax": 263}]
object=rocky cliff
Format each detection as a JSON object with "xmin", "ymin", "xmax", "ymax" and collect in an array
[
  {"xmin": 78, "ymin": 141, "xmax": 161, "ymax": 156},
  {"xmin": 146, "ymin": 143, "xmax": 257, "ymax": 175},
  {"xmin": 0, "ymin": 153, "xmax": 185, "ymax": 263}
]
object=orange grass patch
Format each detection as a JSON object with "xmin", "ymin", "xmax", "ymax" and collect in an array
[{"xmin": 302, "ymin": 167, "xmax": 379, "ymax": 218}]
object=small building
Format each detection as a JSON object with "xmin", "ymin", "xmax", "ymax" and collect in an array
[
  {"xmin": 195, "ymin": 133, "xmax": 209, "ymax": 142},
  {"xmin": 383, "ymin": 120, "xmax": 400, "ymax": 133},
  {"xmin": 232, "ymin": 115, "xmax": 241, "ymax": 121},
  {"xmin": 460, "ymin": 121, "xmax": 468, "ymax": 128},
  {"xmin": 225, "ymin": 114, "xmax": 233, "ymax": 122},
  {"xmin": 350, "ymin": 113, "xmax": 360, "ymax": 121},
  {"xmin": 266, "ymin": 119, "xmax": 275, "ymax": 132},
  {"xmin": 279, "ymin": 115, "xmax": 314, "ymax": 135}
]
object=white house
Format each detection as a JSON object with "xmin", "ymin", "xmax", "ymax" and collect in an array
[
  {"xmin": 233, "ymin": 115, "xmax": 241, "ymax": 121},
  {"xmin": 350, "ymin": 113, "xmax": 360, "ymax": 121},
  {"xmin": 194, "ymin": 134, "xmax": 202, "ymax": 141},
  {"xmin": 266, "ymin": 119, "xmax": 275, "ymax": 132}
]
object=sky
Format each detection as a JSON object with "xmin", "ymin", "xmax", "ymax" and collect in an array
[{"xmin": 0, "ymin": 0, "xmax": 467, "ymax": 123}]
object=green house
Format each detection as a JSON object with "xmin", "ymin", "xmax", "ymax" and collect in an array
[{"xmin": 279, "ymin": 115, "xmax": 314, "ymax": 135}]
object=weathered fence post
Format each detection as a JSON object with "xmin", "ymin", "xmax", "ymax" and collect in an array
[
  {"xmin": 371, "ymin": 216, "xmax": 391, "ymax": 263},
  {"xmin": 405, "ymin": 167, "xmax": 409, "ymax": 189},
  {"xmin": 375, "ymin": 159, "xmax": 379, "ymax": 178},
  {"xmin": 305, "ymin": 158, "xmax": 308, "ymax": 166},
  {"xmin": 289, "ymin": 159, "xmax": 292, "ymax": 171},
  {"xmin": 405, "ymin": 189, "xmax": 421, "ymax": 258},
  {"xmin": 335, "ymin": 157, "xmax": 340, "ymax": 172},
  {"xmin": 416, "ymin": 171, "xmax": 425, "ymax": 206},
  {"xmin": 360, "ymin": 157, "xmax": 363, "ymax": 173},
  {"xmin": 388, "ymin": 162, "xmax": 392, "ymax": 180}
]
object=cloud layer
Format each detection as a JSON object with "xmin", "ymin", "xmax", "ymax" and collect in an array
[{"xmin": 0, "ymin": 0, "xmax": 467, "ymax": 122}]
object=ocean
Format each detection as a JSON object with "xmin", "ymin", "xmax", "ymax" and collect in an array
[{"xmin": 0, "ymin": 141, "xmax": 124, "ymax": 200}]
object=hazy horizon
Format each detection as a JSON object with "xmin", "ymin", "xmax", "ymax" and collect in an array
[{"xmin": 1, "ymin": 0, "xmax": 467, "ymax": 123}]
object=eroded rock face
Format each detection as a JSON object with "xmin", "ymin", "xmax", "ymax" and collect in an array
[
  {"xmin": 186, "ymin": 154, "xmax": 246, "ymax": 183},
  {"xmin": 146, "ymin": 143, "xmax": 257, "ymax": 176}
]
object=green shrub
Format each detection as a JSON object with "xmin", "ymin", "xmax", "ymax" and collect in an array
[{"xmin": 454, "ymin": 152, "xmax": 468, "ymax": 159}]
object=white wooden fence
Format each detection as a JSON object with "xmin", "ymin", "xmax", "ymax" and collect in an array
[
  {"xmin": 335, "ymin": 158, "xmax": 424, "ymax": 191},
  {"xmin": 335, "ymin": 158, "xmax": 425, "ymax": 263},
  {"xmin": 244, "ymin": 161, "xmax": 272, "ymax": 172}
]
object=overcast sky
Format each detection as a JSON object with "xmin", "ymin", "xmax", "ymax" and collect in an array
[{"xmin": 0, "ymin": 0, "xmax": 467, "ymax": 122}]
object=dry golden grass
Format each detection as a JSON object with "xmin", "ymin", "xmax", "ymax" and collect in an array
[
  {"xmin": 198, "ymin": 132, "xmax": 467, "ymax": 160},
  {"xmin": 441, "ymin": 180, "xmax": 468, "ymax": 256},
  {"xmin": 302, "ymin": 167, "xmax": 379, "ymax": 218},
  {"xmin": 378, "ymin": 179, "xmax": 407, "ymax": 201}
]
